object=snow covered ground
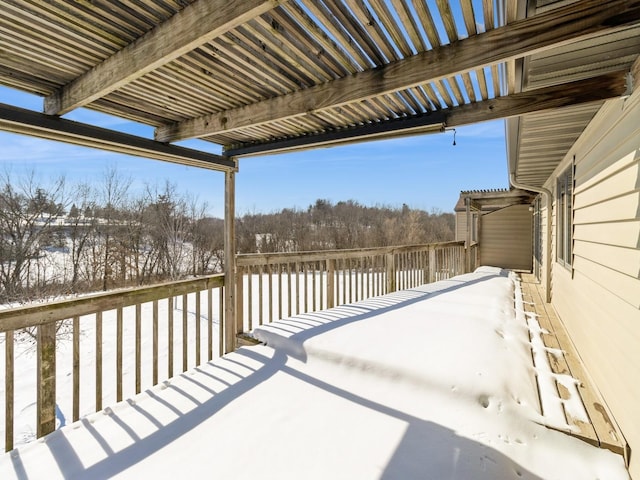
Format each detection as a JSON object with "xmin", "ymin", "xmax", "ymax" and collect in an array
[{"xmin": 0, "ymin": 267, "xmax": 629, "ymax": 479}]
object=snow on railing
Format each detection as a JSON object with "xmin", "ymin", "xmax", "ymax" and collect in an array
[
  {"xmin": 0, "ymin": 274, "xmax": 224, "ymax": 452},
  {"xmin": 235, "ymin": 241, "xmax": 470, "ymax": 333}
]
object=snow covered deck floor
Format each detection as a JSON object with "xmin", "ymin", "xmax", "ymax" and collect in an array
[
  {"xmin": 0, "ymin": 268, "xmax": 629, "ymax": 479},
  {"xmin": 519, "ymin": 274, "xmax": 626, "ymax": 456}
]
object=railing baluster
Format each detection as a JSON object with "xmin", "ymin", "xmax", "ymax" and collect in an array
[
  {"xmin": 312, "ymin": 261, "xmax": 317, "ymax": 311},
  {"xmin": 195, "ymin": 291, "xmax": 201, "ymax": 366},
  {"xmin": 247, "ymin": 267, "xmax": 253, "ymax": 331},
  {"xmin": 135, "ymin": 304, "xmax": 142, "ymax": 395},
  {"xmin": 258, "ymin": 265, "xmax": 264, "ymax": 326},
  {"xmin": 278, "ymin": 263, "xmax": 283, "ymax": 320},
  {"xmin": 295, "ymin": 262, "xmax": 300, "ymax": 315},
  {"xmin": 116, "ymin": 307, "xmax": 123, "ymax": 403},
  {"xmin": 219, "ymin": 287, "xmax": 224, "ymax": 357},
  {"xmin": 5, "ymin": 330, "xmax": 14, "ymax": 452},
  {"xmin": 319, "ymin": 261, "xmax": 325, "ymax": 310},
  {"xmin": 182, "ymin": 294, "xmax": 188, "ymax": 372},
  {"xmin": 236, "ymin": 266, "xmax": 244, "ymax": 335},
  {"xmin": 208, "ymin": 287, "xmax": 213, "ymax": 361},
  {"xmin": 268, "ymin": 264, "xmax": 273, "ymax": 323},
  {"xmin": 287, "ymin": 263, "xmax": 292, "ymax": 317},
  {"xmin": 342, "ymin": 259, "xmax": 347, "ymax": 305},
  {"xmin": 168, "ymin": 296, "xmax": 174, "ymax": 379},
  {"xmin": 303, "ymin": 263, "xmax": 309, "ymax": 313},
  {"xmin": 73, "ymin": 315, "xmax": 80, "ymax": 421},
  {"xmin": 96, "ymin": 312, "xmax": 102, "ymax": 412},
  {"xmin": 153, "ymin": 300, "xmax": 159, "ymax": 384}
]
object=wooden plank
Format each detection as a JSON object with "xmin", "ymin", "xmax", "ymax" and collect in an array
[
  {"xmin": 195, "ymin": 291, "xmax": 201, "ymax": 365},
  {"xmin": 258, "ymin": 265, "xmax": 264, "ymax": 326},
  {"xmin": 135, "ymin": 304, "xmax": 142, "ymax": 395},
  {"xmin": 390, "ymin": 0, "xmax": 429, "ymax": 52},
  {"xmin": 218, "ymin": 288, "xmax": 224, "ymax": 357},
  {"xmin": 460, "ymin": 0, "xmax": 477, "ymax": 36},
  {"xmin": 268, "ymin": 263, "xmax": 274, "ymax": 323},
  {"xmin": 158, "ymin": 0, "xmax": 640, "ymax": 142},
  {"xmin": 95, "ymin": 312, "xmax": 102, "ymax": 412},
  {"xmin": 5, "ymin": 330, "xmax": 14, "ymax": 452},
  {"xmin": 482, "ymin": 0, "xmax": 495, "ymax": 30},
  {"xmin": 168, "ymin": 297, "xmax": 174, "ymax": 378},
  {"xmin": 182, "ymin": 294, "xmax": 188, "ymax": 372},
  {"xmin": 44, "ymin": 0, "xmax": 280, "ymax": 114},
  {"xmin": 248, "ymin": 266, "xmax": 254, "ymax": 331},
  {"xmin": 116, "ymin": 307, "xmax": 123, "ymax": 403},
  {"xmin": 153, "ymin": 300, "xmax": 159, "ymax": 384},
  {"xmin": 37, "ymin": 323, "xmax": 56, "ymax": 438},
  {"xmin": 72, "ymin": 316, "xmax": 80, "ymax": 422},
  {"xmin": 207, "ymin": 288, "xmax": 213, "ymax": 361},
  {"xmin": 278, "ymin": 264, "xmax": 283, "ymax": 320},
  {"xmin": 236, "ymin": 266, "xmax": 244, "ymax": 335}
]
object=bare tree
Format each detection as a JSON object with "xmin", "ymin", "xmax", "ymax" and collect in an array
[
  {"xmin": 96, "ymin": 166, "xmax": 131, "ymax": 290},
  {"xmin": 0, "ymin": 170, "xmax": 66, "ymax": 303}
]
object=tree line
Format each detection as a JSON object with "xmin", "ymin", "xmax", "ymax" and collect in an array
[
  {"xmin": 236, "ymin": 199, "xmax": 454, "ymax": 253},
  {"xmin": 1, "ymin": 169, "xmax": 454, "ymax": 304},
  {"xmin": 0, "ymin": 168, "xmax": 223, "ymax": 303}
]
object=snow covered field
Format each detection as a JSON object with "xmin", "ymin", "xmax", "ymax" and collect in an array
[{"xmin": 0, "ymin": 267, "xmax": 629, "ymax": 479}]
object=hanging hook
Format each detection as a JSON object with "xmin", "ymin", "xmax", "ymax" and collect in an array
[{"xmin": 452, "ymin": 128, "xmax": 457, "ymax": 146}]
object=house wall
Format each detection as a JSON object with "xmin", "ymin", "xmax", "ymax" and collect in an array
[
  {"xmin": 544, "ymin": 89, "xmax": 640, "ymax": 477},
  {"xmin": 455, "ymin": 211, "xmax": 467, "ymax": 242},
  {"xmin": 479, "ymin": 205, "xmax": 533, "ymax": 270}
]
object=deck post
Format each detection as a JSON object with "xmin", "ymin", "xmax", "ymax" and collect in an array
[
  {"xmin": 224, "ymin": 164, "xmax": 237, "ymax": 354},
  {"xmin": 37, "ymin": 322, "xmax": 56, "ymax": 438},
  {"xmin": 386, "ymin": 252, "xmax": 396, "ymax": 293},
  {"xmin": 429, "ymin": 245, "xmax": 436, "ymax": 283}
]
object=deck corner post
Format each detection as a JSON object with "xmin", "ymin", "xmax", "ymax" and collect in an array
[
  {"xmin": 224, "ymin": 165, "xmax": 237, "ymax": 354},
  {"xmin": 37, "ymin": 322, "xmax": 56, "ymax": 438},
  {"xmin": 386, "ymin": 252, "xmax": 396, "ymax": 293}
]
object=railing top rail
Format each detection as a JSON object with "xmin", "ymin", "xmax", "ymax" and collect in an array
[
  {"xmin": 236, "ymin": 241, "xmax": 465, "ymax": 266},
  {"xmin": 0, "ymin": 274, "xmax": 225, "ymax": 333}
]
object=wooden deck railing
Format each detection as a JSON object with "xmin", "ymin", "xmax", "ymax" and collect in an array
[
  {"xmin": 235, "ymin": 241, "xmax": 472, "ymax": 333},
  {"xmin": 0, "ymin": 241, "xmax": 479, "ymax": 453},
  {"xmin": 0, "ymin": 274, "xmax": 224, "ymax": 452}
]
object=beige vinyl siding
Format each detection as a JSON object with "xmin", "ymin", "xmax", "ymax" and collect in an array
[
  {"xmin": 455, "ymin": 212, "xmax": 467, "ymax": 242},
  {"xmin": 480, "ymin": 204, "xmax": 532, "ymax": 270},
  {"xmin": 546, "ymin": 88, "xmax": 640, "ymax": 478}
]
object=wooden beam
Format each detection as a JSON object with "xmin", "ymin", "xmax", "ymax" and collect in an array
[
  {"xmin": 156, "ymin": 0, "xmax": 640, "ymax": 142},
  {"xmin": 445, "ymin": 69, "xmax": 628, "ymax": 127},
  {"xmin": 44, "ymin": 0, "xmax": 283, "ymax": 115},
  {"xmin": 224, "ymin": 69, "xmax": 628, "ymax": 156},
  {"xmin": 0, "ymin": 103, "xmax": 236, "ymax": 171}
]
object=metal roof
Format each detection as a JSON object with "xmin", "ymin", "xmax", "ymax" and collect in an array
[
  {"xmin": 1, "ymin": 0, "xmax": 639, "ymax": 169},
  {"xmin": 507, "ymin": 0, "xmax": 640, "ymax": 188}
]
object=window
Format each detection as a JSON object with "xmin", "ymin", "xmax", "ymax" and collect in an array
[{"xmin": 557, "ymin": 166, "xmax": 573, "ymax": 267}]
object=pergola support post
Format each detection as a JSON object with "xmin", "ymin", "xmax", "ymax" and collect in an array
[{"xmin": 224, "ymin": 164, "xmax": 237, "ymax": 354}]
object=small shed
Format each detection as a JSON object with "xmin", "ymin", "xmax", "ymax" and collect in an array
[{"xmin": 455, "ymin": 189, "xmax": 536, "ymax": 271}]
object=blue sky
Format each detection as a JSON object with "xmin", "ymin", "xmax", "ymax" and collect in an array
[{"xmin": 0, "ymin": 86, "xmax": 509, "ymax": 218}]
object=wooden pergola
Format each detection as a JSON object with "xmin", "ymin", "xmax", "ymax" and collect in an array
[{"xmin": 1, "ymin": 0, "xmax": 639, "ymax": 351}]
